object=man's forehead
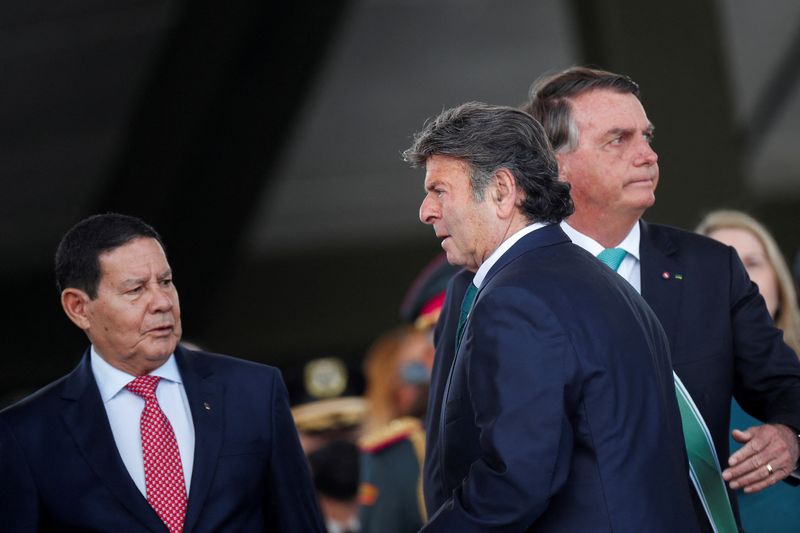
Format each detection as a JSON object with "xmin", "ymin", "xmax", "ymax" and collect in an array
[
  {"xmin": 99, "ymin": 236, "xmax": 164, "ymax": 257},
  {"xmin": 424, "ymin": 155, "xmax": 469, "ymax": 180},
  {"xmin": 98, "ymin": 238, "xmax": 170, "ymax": 277},
  {"xmin": 571, "ymin": 89, "xmax": 652, "ymax": 129},
  {"xmin": 571, "ymin": 89, "xmax": 648, "ymax": 121}
]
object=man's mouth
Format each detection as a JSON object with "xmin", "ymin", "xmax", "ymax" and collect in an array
[
  {"xmin": 626, "ymin": 176, "xmax": 655, "ymax": 187},
  {"xmin": 146, "ymin": 325, "xmax": 174, "ymax": 336}
]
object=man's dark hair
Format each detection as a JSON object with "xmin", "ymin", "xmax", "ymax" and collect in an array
[
  {"xmin": 403, "ymin": 101, "xmax": 573, "ymax": 223},
  {"xmin": 307, "ymin": 440, "xmax": 359, "ymax": 501},
  {"xmin": 55, "ymin": 213, "xmax": 164, "ymax": 298},
  {"xmin": 523, "ymin": 66, "xmax": 641, "ymax": 152}
]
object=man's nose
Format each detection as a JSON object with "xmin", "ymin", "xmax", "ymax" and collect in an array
[
  {"xmin": 149, "ymin": 284, "xmax": 173, "ymax": 312},
  {"xmin": 419, "ymin": 196, "xmax": 437, "ymax": 225},
  {"xmin": 637, "ymin": 140, "xmax": 658, "ymax": 166}
]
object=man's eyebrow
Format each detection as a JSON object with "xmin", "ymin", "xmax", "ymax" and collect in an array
[
  {"xmin": 603, "ymin": 127, "xmax": 635, "ymax": 138},
  {"xmin": 118, "ymin": 270, "xmax": 172, "ymax": 288},
  {"xmin": 119, "ymin": 277, "xmax": 147, "ymax": 289},
  {"xmin": 603, "ymin": 124, "xmax": 655, "ymax": 138}
]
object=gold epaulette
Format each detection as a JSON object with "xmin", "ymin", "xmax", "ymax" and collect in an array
[{"xmin": 359, "ymin": 416, "xmax": 423, "ymax": 453}]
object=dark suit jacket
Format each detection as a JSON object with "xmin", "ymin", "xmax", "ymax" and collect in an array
[
  {"xmin": 0, "ymin": 345, "xmax": 324, "ymax": 532},
  {"xmin": 425, "ymin": 267, "xmax": 473, "ymax": 512},
  {"xmin": 422, "ymin": 225, "xmax": 701, "ymax": 532},
  {"xmin": 639, "ymin": 220, "xmax": 800, "ymax": 529}
]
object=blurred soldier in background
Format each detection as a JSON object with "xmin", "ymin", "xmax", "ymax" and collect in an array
[
  {"xmin": 291, "ymin": 356, "xmax": 367, "ymax": 455},
  {"xmin": 358, "ymin": 254, "xmax": 456, "ymax": 533},
  {"xmin": 309, "ymin": 440, "xmax": 362, "ymax": 533},
  {"xmin": 291, "ymin": 357, "xmax": 367, "ymax": 532}
]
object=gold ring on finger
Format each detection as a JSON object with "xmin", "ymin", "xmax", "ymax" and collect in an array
[{"xmin": 766, "ymin": 463, "xmax": 774, "ymax": 475}]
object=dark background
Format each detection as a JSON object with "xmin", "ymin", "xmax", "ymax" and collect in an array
[{"xmin": 3, "ymin": 0, "xmax": 800, "ymax": 405}]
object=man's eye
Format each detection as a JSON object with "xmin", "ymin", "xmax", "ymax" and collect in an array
[
  {"xmin": 644, "ymin": 132, "xmax": 655, "ymax": 144},
  {"xmin": 160, "ymin": 278, "xmax": 173, "ymax": 287},
  {"xmin": 609, "ymin": 137, "xmax": 623, "ymax": 145},
  {"xmin": 127, "ymin": 286, "xmax": 143, "ymax": 295}
]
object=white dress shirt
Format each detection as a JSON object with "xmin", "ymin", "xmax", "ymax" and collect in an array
[
  {"xmin": 560, "ymin": 220, "xmax": 642, "ymax": 294},
  {"xmin": 91, "ymin": 347, "xmax": 195, "ymax": 496},
  {"xmin": 473, "ymin": 222, "xmax": 548, "ymax": 289}
]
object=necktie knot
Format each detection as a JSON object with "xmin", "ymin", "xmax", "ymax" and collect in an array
[
  {"xmin": 597, "ymin": 248, "xmax": 627, "ymax": 272},
  {"xmin": 126, "ymin": 375, "xmax": 161, "ymax": 401}
]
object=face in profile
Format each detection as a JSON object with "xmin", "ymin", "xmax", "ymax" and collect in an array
[
  {"xmin": 65, "ymin": 237, "xmax": 182, "ymax": 375},
  {"xmin": 708, "ymin": 227, "xmax": 779, "ymax": 318},
  {"xmin": 419, "ymin": 155, "xmax": 498, "ymax": 271}
]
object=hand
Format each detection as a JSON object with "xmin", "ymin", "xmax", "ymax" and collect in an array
[{"xmin": 722, "ymin": 423, "xmax": 799, "ymax": 493}]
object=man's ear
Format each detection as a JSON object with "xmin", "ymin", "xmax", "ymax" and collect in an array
[
  {"xmin": 61, "ymin": 288, "xmax": 92, "ymax": 331},
  {"xmin": 492, "ymin": 168, "xmax": 523, "ymax": 217}
]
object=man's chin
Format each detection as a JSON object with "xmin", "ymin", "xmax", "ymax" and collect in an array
[
  {"xmin": 624, "ymin": 193, "xmax": 656, "ymax": 213},
  {"xmin": 444, "ymin": 254, "xmax": 478, "ymax": 272},
  {"xmin": 640, "ymin": 194, "xmax": 656, "ymax": 210},
  {"xmin": 144, "ymin": 338, "xmax": 180, "ymax": 360},
  {"xmin": 443, "ymin": 250, "xmax": 464, "ymax": 267}
]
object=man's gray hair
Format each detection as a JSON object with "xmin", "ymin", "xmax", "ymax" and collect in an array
[
  {"xmin": 523, "ymin": 66, "xmax": 641, "ymax": 153},
  {"xmin": 403, "ymin": 101, "xmax": 573, "ymax": 224}
]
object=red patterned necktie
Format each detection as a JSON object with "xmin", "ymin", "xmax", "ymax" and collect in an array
[{"xmin": 126, "ymin": 375, "xmax": 187, "ymax": 533}]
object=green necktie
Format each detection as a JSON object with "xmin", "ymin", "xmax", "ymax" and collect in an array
[
  {"xmin": 597, "ymin": 247, "xmax": 737, "ymax": 532},
  {"xmin": 440, "ymin": 282, "xmax": 480, "ymax": 434},
  {"xmin": 597, "ymin": 247, "xmax": 627, "ymax": 271},
  {"xmin": 455, "ymin": 283, "xmax": 478, "ymax": 352}
]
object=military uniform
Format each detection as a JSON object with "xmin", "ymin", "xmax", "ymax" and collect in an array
[{"xmin": 358, "ymin": 417, "xmax": 426, "ymax": 533}]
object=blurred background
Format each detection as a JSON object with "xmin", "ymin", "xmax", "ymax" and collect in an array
[{"xmin": 3, "ymin": 0, "xmax": 800, "ymax": 406}]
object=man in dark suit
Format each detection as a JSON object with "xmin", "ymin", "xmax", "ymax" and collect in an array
[
  {"xmin": 525, "ymin": 66, "xmax": 800, "ymax": 531},
  {"xmin": 0, "ymin": 213, "xmax": 324, "ymax": 532},
  {"xmin": 404, "ymin": 102, "xmax": 700, "ymax": 531}
]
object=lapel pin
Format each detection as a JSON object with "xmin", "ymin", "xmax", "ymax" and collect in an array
[
  {"xmin": 203, "ymin": 402, "xmax": 211, "ymax": 411},
  {"xmin": 661, "ymin": 271, "xmax": 684, "ymax": 281}
]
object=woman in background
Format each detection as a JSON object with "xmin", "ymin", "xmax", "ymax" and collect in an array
[
  {"xmin": 697, "ymin": 209, "xmax": 800, "ymax": 533},
  {"xmin": 698, "ymin": 210, "xmax": 800, "ymax": 351}
]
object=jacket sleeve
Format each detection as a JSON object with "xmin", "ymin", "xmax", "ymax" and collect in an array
[
  {"xmin": 263, "ymin": 371, "xmax": 326, "ymax": 533},
  {"xmin": 0, "ymin": 415, "xmax": 40, "ymax": 533},
  {"xmin": 728, "ymin": 246, "xmax": 800, "ymax": 431}
]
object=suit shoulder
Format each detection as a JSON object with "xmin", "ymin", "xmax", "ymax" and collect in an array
[
  {"xmin": 645, "ymin": 222, "xmax": 734, "ymax": 262},
  {"xmin": 0, "ymin": 373, "xmax": 70, "ymax": 426},
  {"xmin": 359, "ymin": 417, "xmax": 424, "ymax": 454},
  {"xmin": 186, "ymin": 349, "xmax": 280, "ymax": 376}
]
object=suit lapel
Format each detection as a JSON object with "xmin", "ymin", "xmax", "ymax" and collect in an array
[
  {"xmin": 60, "ymin": 352, "xmax": 167, "ymax": 532},
  {"xmin": 639, "ymin": 220, "xmax": 684, "ymax": 346},
  {"xmin": 177, "ymin": 347, "xmax": 224, "ymax": 533},
  {"xmin": 457, "ymin": 224, "xmax": 570, "ymax": 356},
  {"xmin": 441, "ymin": 225, "xmax": 570, "ymax": 411}
]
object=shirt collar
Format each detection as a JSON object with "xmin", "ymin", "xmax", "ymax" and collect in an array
[
  {"xmin": 559, "ymin": 220, "xmax": 640, "ymax": 261},
  {"xmin": 473, "ymin": 222, "xmax": 548, "ymax": 288},
  {"xmin": 90, "ymin": 345, "xmax": 182, "ymax": 403}
]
